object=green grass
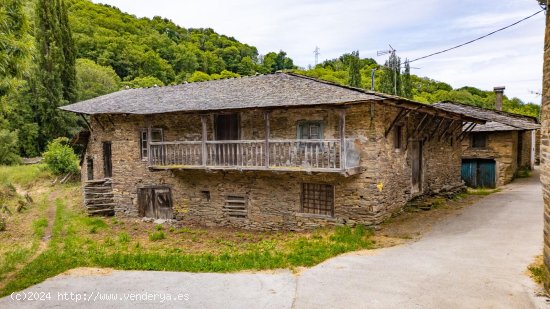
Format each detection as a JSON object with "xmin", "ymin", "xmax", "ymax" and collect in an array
[
  {"xmin": 0, "ymin": 196, "xmax": 375, "ymax": 297},
  {"xmin": 0, "ymin": 164, "xmax": 51, "ymax": 188},
  {"xmin": 32, "ymin": 218, "xmax": 48, "ymax": 238},
  {"xmin": 467, "ymin": 187, "xmax": 501, "ymax": 196},
  {"xmin": 149, "ymin": 231, "xmax": 166, "ymax": 241}
]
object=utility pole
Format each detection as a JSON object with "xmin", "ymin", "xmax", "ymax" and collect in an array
[{"xmin": 313, "ymin": 46, "xmax": 320, "ymax": 66}]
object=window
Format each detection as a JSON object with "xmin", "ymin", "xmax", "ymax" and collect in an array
[
  {"xmin": 140, "ymin": 128, "xmax": 163, "ymax": 160},
  {"xmin": 223, "ymin": 195, "xmax": 247, "ymax": 218},
  {"xmin": 301, "ymin": 183, "xmax": 334, "ymax": 216},
  {"xmin": 394, "ymin": 125, "xmax": 403, "ymax": 149},
  {"xmin": 298, "ymin": 121, "xmax": 324, "ymax": 140},
  {"xmin": 471, "ymin": 133, "xmax": 487, "ymax": 149},
  {"xmin": 86, "ymin": 158, "xmax": 94, "ymax": 181}
]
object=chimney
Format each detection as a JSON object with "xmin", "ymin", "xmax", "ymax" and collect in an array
[{"xmin": 494, "ymin": 86, "xmax": 505, "ymax": 111}]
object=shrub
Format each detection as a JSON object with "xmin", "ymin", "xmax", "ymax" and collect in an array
[
  {"xmin": 0, "ymin": 129, "xmax": 21, "ymax": 165},
  {"xmin": 42, "ymin": 138, "xmax": 79, "ymax": 175},
  {"xmin": 149, "ymin": 231, "xmax": 166, "ymax": 241}
]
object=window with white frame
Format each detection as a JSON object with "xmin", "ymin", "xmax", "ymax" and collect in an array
[{"xmin": 140, "ymin": 128, "xmax": 163, "ymax": 160}]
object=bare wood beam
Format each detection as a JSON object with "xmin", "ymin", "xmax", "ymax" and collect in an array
[
  {"xmin": 459, "ymin": 123, "xmax": 477, "ymax": 142},
  {"xmin": 457, "ymin": 122, "xmax": 475, "ymax": 141},
  {"xmin": 384, "ymin": 108, "xmax": 411, "ymax": 138},
  {"xmin": 414, "ymin": 115, "xmax": 434, "ymax": 139},
  {"xmin": 94, "ymin": 115, "xmax": 105, "ymax": 131},
  {"xmin": 146, "ymin": 116, "xmax": 152, "ymax": 167},
  {"xmin": 264, "ymin": 111, "xmax": 271, "ymax": 168},
  {"xmin": 106, "ymin": 115, "xmax": 115, "ymax": 127},
  {"xmin": 437, "ymin": 119, "xmax": 456, "ymax": 141},
  {"xmin": 79, "ymin": 114, "xmax": 92, "ymax": 132},
  {"xmin": 338, "ymin": 108, "xmax": 346, "ymax": 170},
  {"xmin": 427, "ymin": 117, "xmax": 445, "ymax": 141},
  {"xmin": 413, "ymin": 114, "xmax": 429, "ymax": 136},
  {"xmin": 201, "ymin": 115, "xmax": 208, "ymax": 166}
]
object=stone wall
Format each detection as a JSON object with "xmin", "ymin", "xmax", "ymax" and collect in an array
[
  {"xmin": 81, "ymin": 102, "xmax": 463, "ymax": 230},
  {"xmin": 462, "ymin": 131, "xmax": 516, "ymax": 186},
  {"xmin": 461, "ymin": 130, "xmax": 533, "ymax": 187}
]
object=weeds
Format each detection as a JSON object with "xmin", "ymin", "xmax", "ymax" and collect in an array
[
  {"xmin": 467, "ymin": 188, "xmax": 500, "ymax": 196},
  {"xmin": 32, "ymin": 218, "xmax": 48, "ymax": 238},
  {"xmin": 149, "ymin": 231, "xmax": 166, "ymax": 241}
]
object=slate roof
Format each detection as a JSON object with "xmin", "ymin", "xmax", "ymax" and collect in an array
[
  {"xmin": 434, "ymin": 102, "xmax": 539, "ymax": 132},
  {"xmin": 60, "ymin": 72, "xmax": 484, "ymax": 124},
  {"xmin": 61, "ymin": 73, "xmax": 383, "ymax": 115}
]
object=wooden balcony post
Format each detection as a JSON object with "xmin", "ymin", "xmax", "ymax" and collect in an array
[
  {"xmin": 201, "ymin": 114, "xmax": 208, "ymax": 166},
  {"xmin": 146, "ymin": 115, "xmax": 152, "ymax": 167},
  {"xmin": 264, "ymin": 111, "xmax": 271, "ymax": 168},
  {"xmin": 338, "ymin": 108, "xmax": 346, "ymax": 170}
]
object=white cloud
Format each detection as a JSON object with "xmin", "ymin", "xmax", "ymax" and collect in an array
[{"xmin": 90, "ymin": 0, "xmax": 545, "ymax": 104}]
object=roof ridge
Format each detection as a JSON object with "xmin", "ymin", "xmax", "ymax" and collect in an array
[{"xmin": 439, "ymin": 101, "xmax": 538, "ymax": 123}]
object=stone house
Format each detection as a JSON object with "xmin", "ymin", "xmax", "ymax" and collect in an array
[
  {"xmin": 61, "ymin": 73, "xmax": 483, "ymax": 230},
  {"xmin": 435, "ymin": 100, "xmax": 539, "ymax": 188}
]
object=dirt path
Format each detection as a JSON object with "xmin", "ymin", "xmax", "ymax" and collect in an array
[{"xmin": 0, "ymin": 188, "xmax": 58, "ymax": 291}]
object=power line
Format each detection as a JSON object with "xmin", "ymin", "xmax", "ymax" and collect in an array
[{"xmin": 409, "ymin": 9, "xmax": 544, "ymax": 64}]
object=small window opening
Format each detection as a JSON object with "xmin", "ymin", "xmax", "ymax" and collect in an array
[
  {"xmin": 301, "ymin": 183, "xmax": 335, "ymax": 217},
  {"xmin": 201, "ymin": 190, "xmax": 211, "ymax": 201},
  {"xmin": 86, "ymin": 158, "xmax": 94, "ymax": 181},
  {"xmin": 223, "ymin": 195, "xmax": 247, "ymax": 218},
  {"xmin": 394, "ymin": 125, "xmax": 403, "ymax": 149},
  {"xmin": 471, "ymin": 133, "xmax": 487, "ymax": 149}
]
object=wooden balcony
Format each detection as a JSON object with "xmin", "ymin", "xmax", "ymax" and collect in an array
[{"xmin": 148, "ymin": 139, "xmax": 361, "ymax": 175}]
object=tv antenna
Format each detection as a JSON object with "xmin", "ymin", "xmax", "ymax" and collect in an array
[
  {"xmin": 313, "ymin": 46, "xmax": 320, "ymax": 66},
  {"xmin": 376, "ymin": 44, "xmax": 396, "ymax": 57}
]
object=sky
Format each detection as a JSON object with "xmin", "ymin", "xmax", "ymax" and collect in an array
[{"xmin": 92, "ymin": 0, "xmax": 545, "ymax": 104}]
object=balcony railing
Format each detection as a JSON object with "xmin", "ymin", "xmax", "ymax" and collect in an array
[{"xmin": 149, "ymin": 139, "xmax": 360, "ymax": 175}]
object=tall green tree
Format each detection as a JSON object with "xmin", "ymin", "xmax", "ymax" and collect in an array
[
  {"xmin": 34, "ymin": 0, "xmax": 79, "ymax": 149},
  {"xmin": 347, "ymin": 51, "xmax": 361, "ymax": 88},
  {"xmin": 401, "ymin": 59, "xmax": 412, "ymax": 99},
  {"xmin": 379, "ymin": 52, "xmax": 401, "ymax": 96},
  {"xmin": 0, "ymin": 0, "xmax": 33, "ymax": 162}
]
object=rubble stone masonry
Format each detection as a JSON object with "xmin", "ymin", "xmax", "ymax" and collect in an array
[{"xmin": 82, "ymin": 102, "xmax": 463, "ymax": 230}]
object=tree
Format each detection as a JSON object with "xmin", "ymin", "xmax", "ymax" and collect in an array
[
  {"xmin": 0, "ymin": 0, "xmax": 32, "ymax": 100},
  {"xmin": 379, "ymin": 52, "xmax": 401, "ymax": 96},
  {"xmin": 122, "ymin": 76, "xmax": 164, "ymax": 88},
  {"xmin": 401, "ymin": 59, "xmax": 412, "ymax": 99},
  {"xmin": 0, "ymin": 129, "xmax": 21, "ymax": 165},
  {"xmin": 76, "ymin": 59, "xmax": 121, "ymax": 100},
  {"xmin": 187, "ymin": 71, "xmax": 211, "ymax": 82},
  {"xmin": 0, "ymin": 0, "xmax": 33, "ymax": 162},
  {"xmin": 34, "ymin": 0, "xmax": 79, "ymax": 150},
  {"xmin": 348, "ymin": 51, "xmax": 361, "ymax": 88}
]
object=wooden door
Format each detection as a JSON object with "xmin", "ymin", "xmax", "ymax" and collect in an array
[
  {"xmin": 477, "ymin": 160, "xmax": 496, "ymax": 188},
  {"xmin": 215, "ymin": 113, "xmax": 240, "ymax": 165},
  {"xmin": 102, "ymin": 142, "xmax": 112, "ymax": 178},
  {"xmin": 461, "ymin": 159, "xmax": 496, "ymax": 188},
  {"xmin": 461, "ymin": 159, "xmax": 477, "ymax": 187},
  {"xmin": 138, "ymin": 187, "xmax": 173, "ymax": 219},
  {"xmin": 411, "ymin": 141, "xmax": 422, "ymax": 193}
]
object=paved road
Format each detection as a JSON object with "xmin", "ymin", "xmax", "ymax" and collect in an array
[{"xmin": 1, "ymin": 171, "xmax": 546, "ymax": 308}]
